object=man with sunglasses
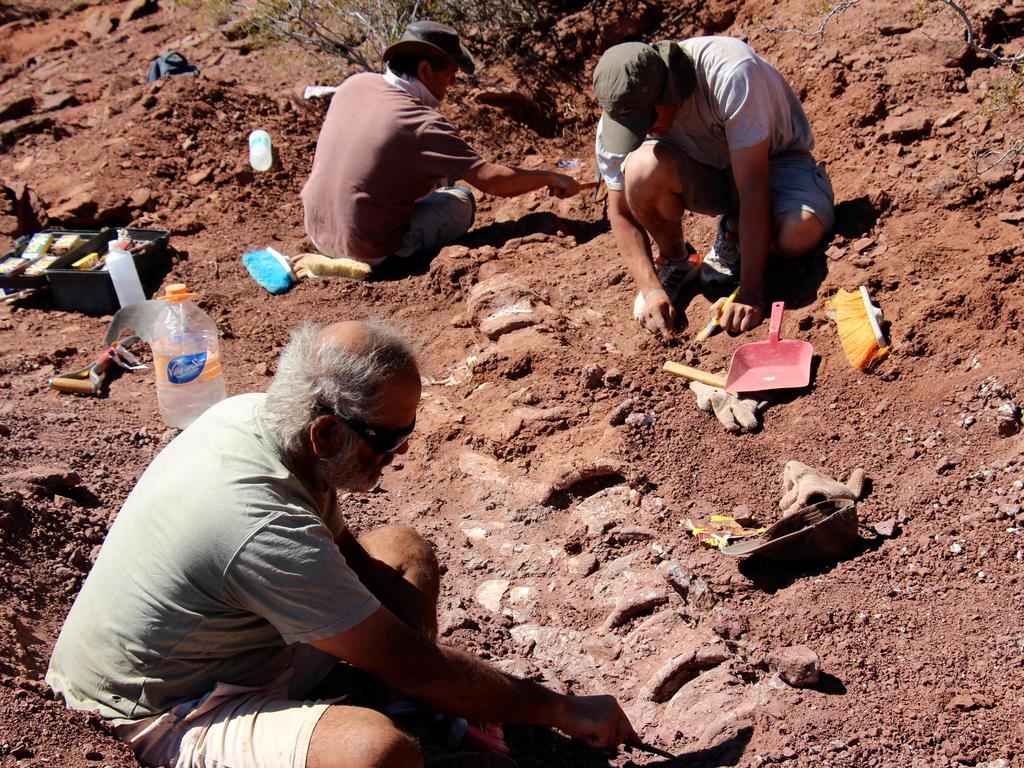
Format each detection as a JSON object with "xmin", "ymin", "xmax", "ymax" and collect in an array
[
  {"xmin": 593, "ymin": 37, "xmax": 835, "ymax": 338},
  {"xmin": 48, "ymin": 320, "xmax": 635, "ymax": 768},
  {"xmin": 297, "ymin": 20, "xmax": 581, "ymax": 279}
]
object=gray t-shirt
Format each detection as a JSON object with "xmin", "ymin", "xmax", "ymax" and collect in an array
[
  {"xmin": 596, "ymin": 36, "xmax": 815, "ymax": 190},
  {"xmin": 46, "ymin": 394, "xmax": 379, "ymax": 724}
]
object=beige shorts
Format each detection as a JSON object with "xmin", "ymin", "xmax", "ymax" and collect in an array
[{"xmin": 115, "ymin": 645, "xmax": 340, "ymax": 768}]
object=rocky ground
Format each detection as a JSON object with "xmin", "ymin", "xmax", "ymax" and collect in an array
[{"xmin": 1, "ymin": 0, "xmax": 1023, "ymax": 766}]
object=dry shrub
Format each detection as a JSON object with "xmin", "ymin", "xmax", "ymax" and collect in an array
[{"xmin": 199, "ymin": 0, "xmax": 549, "ymax": 72}]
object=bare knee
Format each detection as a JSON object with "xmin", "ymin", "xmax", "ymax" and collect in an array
[
  {"xmin": 360, "ymin": 525, "xmax": 439, "ymax": 584},
  {"xmin": 774, "ymin": 210, "xmax": 825, "ymax": 258},
  {"xmin": 623, "ymin": 144, "xmax": 683, "ymax": 217},
  {"xmin": 308, "ymin": 706, "xmax": 423, "ymax": 768}
]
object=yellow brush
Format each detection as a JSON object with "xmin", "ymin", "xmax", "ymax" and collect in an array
[
  {"xmin": 296, "ymin": 253, "xmax": 372, "ymax": 281},
  {"xmin": 695, "ymin": 288, "xmax": 739, "ymax": 342},
  {"xmin": 825, "ymin": 286, "xmax": 890, "ymax": 371}
]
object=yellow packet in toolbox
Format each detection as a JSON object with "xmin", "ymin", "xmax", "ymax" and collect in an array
[
  {"xmin": 25, "ymin": 254, "xmax": 60, "ymax": 276},
  {"xmin": 0, "ymin": 256, "xmax": 32, "ymax": 276},
  {"xmin": 51, "ymin": 234, "xmax": 83, "ymax": 254},
  {"xmin": 72, "ymin": 252, "xmax": 100, "ymax": 270},
  {"xmin": 23, "ymin": 232, "xmax": 53, "ymax": 258}
]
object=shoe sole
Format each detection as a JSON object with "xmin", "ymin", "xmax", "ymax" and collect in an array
[
  {"xmin": 633, "ymin": 260, "xmax": 701, "ymax": 319},
  {"xmin": 700, "ymin": 261, "xmax": 738, "ymax": 285}
]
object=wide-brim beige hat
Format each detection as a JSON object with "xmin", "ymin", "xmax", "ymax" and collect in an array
[
  {"xmin": 720, "ymin": 499, "xmax": 859, "ymax": 563},
  {"xmin": 383, "ymin": 20, "xmax": 476, "ymax": 74}
]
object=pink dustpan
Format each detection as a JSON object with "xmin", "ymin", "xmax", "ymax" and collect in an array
[{"xmin": 725, "ymin": 302, "xmax": 813, "ymax": 394}]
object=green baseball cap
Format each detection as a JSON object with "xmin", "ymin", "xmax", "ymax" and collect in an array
[{"xmin": 593, "ymin": 41, "xmax": 693, "ymax": 154}]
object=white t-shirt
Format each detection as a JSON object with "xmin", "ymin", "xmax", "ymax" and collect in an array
[
  {"xmin": 46, "ymin": 394, "xmax": 380, "ymax": 723},
  {"xmin": 596, "ymin": 36, "xmax": 815, "ymax": 190}
]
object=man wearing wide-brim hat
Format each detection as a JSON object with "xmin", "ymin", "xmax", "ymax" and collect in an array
[
  {"xmin": 298, "ymin": 20, "xmax": 582, "ymax": 278},
  {"xmin": 593, "ymin": 37, "xmax": 835, "ymax": 338}
]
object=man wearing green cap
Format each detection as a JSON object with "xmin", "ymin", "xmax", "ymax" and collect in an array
[
  {"xmin": 299, "ymin": 20, "xmax": 581, "ymax": 278},
  {"xmin": 593, "ymin": 37, "xmax": 834, "ymax": 337}
]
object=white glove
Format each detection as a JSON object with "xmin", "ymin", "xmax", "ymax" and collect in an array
[
  {"xmin": 688, "ymin": 381, "xmax": 767, "ymax": 433},
  {"xmin": 779, "ymin": 461, "xmax": 866, "ymax": 516}
]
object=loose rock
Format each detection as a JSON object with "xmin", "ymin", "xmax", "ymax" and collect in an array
[
  {"xmin": 580, "ymin": 363, "xmax": 605, "ymax": 390},
  {"xmin": 770, "ymin": 645, "xmax": 820, "ymax": 687},
  {"xmin": 474, "ymin": 579, "xmax": 510, "ymax": 613}
]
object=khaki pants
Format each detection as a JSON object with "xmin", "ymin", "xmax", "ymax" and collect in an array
[
  {"xmin": 394, "ymin": 185, "xmax": 476, "ymax": 259},
  {"xmin": 310, "ymin": 186, "xmax": 476, "ymax": 267}
]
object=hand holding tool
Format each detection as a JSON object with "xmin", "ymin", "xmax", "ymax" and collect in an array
[
  {"xmin": 625, "ymin": 738, "xmax": 677, "ymax": 759},
  {"xmin": 696, "ymin": 287, "xmax": 739, "ymax": 342}
]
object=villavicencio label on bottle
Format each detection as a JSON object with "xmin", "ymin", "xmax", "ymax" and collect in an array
[{"xmin": 166, "ymin": 351, "xmax": 207, "ymax": 384}]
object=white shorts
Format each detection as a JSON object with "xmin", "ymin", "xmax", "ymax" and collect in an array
[{"xmin": 114, "ymin": 645, "xmax": 340, "ymax": 768}]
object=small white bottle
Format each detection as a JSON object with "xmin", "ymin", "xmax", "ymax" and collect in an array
[
  {"xmin": 106, "ymin": 242, "xmax": 145, "ymax": 308},
  {"xmin": 248, "ymin": 129, "xmax": 272, "ymax": 172}
]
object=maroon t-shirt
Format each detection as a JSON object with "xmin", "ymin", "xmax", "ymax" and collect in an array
[{"xmin": 301, "ymin": 73, "xmax": 485, "ymax": 262}]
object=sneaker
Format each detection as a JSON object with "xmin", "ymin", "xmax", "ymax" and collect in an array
[
  {"xmin": 701, "ymin": 216, "xmax": 740, "ymax": 285},
  {"xmin": 632, "ymin": 256, "xmax": 701, "ymax": 319}
]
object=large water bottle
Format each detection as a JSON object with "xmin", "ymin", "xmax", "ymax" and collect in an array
[
  {"xmin": 150, "ymin": 283, "xmax": 226, "ymax": 429},
  {"xmin": 248, "ymin": 129, "xmax": 272, "ymax": 172},
  {"xmin": 106, "ymin": 241, "xmax": 146, "ymax": 308}
]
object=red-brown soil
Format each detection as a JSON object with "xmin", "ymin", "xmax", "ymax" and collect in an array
[{"xmin": 1, "ymin": 1, "xmax": 1023, "ymax": 767}]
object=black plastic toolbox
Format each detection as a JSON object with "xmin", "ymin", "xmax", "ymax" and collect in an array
[{"xmin": 41, "ymin": 227, "xmax": 170, "ymax": 315}]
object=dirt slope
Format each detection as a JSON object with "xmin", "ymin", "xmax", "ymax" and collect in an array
[{"xmin": 1, "ymin": 1, "xmax": 1023, "ymax": 766}]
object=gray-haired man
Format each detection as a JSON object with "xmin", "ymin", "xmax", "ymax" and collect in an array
[
  {"xmin": 593, "ymin": 37, "xmax": 835, "ymax": 338},
  {"xmin": 47, "ymin": 321, "xmax": 635, "ymax": 768}
]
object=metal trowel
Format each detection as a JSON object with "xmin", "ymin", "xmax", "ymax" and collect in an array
[{"xmin": 104, "ymin": 299, "xmax": 164, "ymax": 345}]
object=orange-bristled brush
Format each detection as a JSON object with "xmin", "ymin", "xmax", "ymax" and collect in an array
[{"xmin": 825, "ymin": 286, "xmax": 890, "ymax": 371}]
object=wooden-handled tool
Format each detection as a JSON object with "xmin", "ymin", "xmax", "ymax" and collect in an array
[
  {"xmin": 662, "ymin": 362, "xmax": 727, "ymax": 388},
  {"xmin": 49, "ymin": 336, "xmax": 141, "ymax": 395}
]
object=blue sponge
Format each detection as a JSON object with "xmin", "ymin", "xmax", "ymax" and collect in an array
[{"xmin": 243, "ymin": 247, "xmax": 296, "ymax": 295}]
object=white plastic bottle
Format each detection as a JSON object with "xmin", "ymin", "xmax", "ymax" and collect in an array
[
  {"xmin": 248, "ymin": 129, "xmax": 272, "ymax": 172},
  {"xmin": 106, "ymin": 241, "xmax": 146, "ymax": 308},
  {"xmin": 150, "ymin": 283, "xmax": 227, "ymax": 429}
]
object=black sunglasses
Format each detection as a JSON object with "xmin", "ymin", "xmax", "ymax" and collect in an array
[{"xmin": 319, "ymin": 406, "xmax": 416, "ymax": 454}]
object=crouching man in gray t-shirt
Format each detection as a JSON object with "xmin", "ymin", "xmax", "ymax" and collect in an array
[
  {"xmin": 593, "ymin": 37, "xmax": 835, "ymax": 338},
  {"xmin": 47, "ymin": 320, "xmax": 635, "ymax": 768}
]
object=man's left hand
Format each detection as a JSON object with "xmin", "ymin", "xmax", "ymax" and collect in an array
[
  {"xmin": 713, "ymin": 292, "xmax": 766, "ymax": 333},
  {"xmin": 547, "ymin": 173, "xmax": 581, "ymax": 199}
]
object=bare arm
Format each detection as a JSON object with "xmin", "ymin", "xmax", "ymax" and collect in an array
[
  {"xmin": 462, "ymin": 162, "xmax": 580, "ymax": 199},
  {"xmin": 310, "ymin": 606, "xmax": 635, "ymax": 748},
  {"xmin": 716, "ymin": 139, "xmax": 771, "ymax": 333},
  {"xmin": 607, "ymin": 188, "xmax": 674, "ymax": 338}
]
